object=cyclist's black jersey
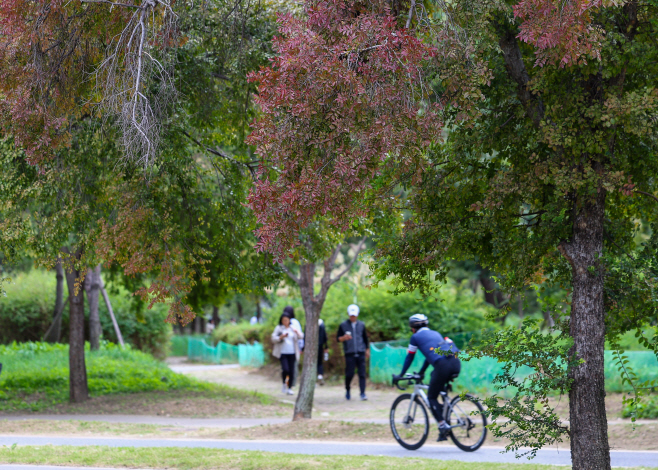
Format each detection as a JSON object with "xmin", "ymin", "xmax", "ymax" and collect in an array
[{"xmin": 408, "ymin": 327, "xmax": 459, "ymax": 366}]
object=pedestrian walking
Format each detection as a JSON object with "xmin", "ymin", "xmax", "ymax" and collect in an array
[
  {"xmin": 337, "ymin": 304, "xmax": 369, "ymax": 400},
  {"xmin": 317, "ymin": 318, "xmax": 329, "ymax": 385},
  {"xmin": 283, "ymin": 306, "xmax": 304, "ymax": 387},
  {"xmin": 271, "ymin": 312, "xmax": 304, "ymax": 395}
]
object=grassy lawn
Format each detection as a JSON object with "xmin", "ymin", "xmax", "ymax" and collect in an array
[
  {"xmin": 0, "ymin": 342, "xmax": 286, "ymax": 417},
  {"xmin": 1, "ymin": 446, "xmax": 646, "ymax": 470}
]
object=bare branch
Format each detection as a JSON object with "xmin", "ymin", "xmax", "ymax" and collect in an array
[
  {"xmin": 279, "ymin": 263, "xmax": 300, "ymax": 285},
  {"xmin": 406, "ymin": 0, "xmax": 416, "ymax": 29},
  {"xmin": 180, "ymin": 130, "xmax": 258, "ymax": 177},
  {"xmin": 92, "ymin": 0, "xmax": 179, "ymax": 168},
  {"xmin": 329, "ymin": 236, "xmax": 366, "ymax": 286},
  {"xmin": 82, "ymin": 0, "xmax": 142, "ymax": 9},
  {"xmin": 635, "ymin": 189, "xmax": 658, "ymax": 204}
]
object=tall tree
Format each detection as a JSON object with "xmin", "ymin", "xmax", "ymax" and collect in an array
[
  {"xmin": 280, "ymin": 234, "xmax": 366, "ymax": 420},
  {"xmin": 247, "ymin": 0, "xmax": 658, "ymax": 468}
]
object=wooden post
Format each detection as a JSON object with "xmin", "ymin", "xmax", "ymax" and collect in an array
[{"xmin": 99, "ymin": 277, "xmax": 125, "ymax": 348}]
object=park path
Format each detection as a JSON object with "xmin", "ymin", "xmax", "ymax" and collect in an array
[
  {"xmin": 169, "ymin": 361, "xmax": 402, "ymax": 421},
  {"xmin": 1, "ymin": 435, "xmax": 657, "ymax": 468}
]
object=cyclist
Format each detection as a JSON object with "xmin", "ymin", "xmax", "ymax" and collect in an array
[{"xmin": 393, "ymin": 313, "xmax": 461, "ymax": 441}]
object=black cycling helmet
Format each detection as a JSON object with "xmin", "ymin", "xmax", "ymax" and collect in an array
[{"xmin": 409, "ymin": 313, "xmax": 429, "ymax": 329}]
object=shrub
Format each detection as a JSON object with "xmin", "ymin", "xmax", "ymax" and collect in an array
[
  {"xmin": 0, "ymin": 269, "xmax": 172, "ymax": 359},
  {"xmin": 0, "ymin": 270, "xmax": 55, "ymax": 344},
  {"xmin": 211, "ymin": 322, "xmax": 265, "ymax": 346},
  {"xmin": 0, "ymin": 341, "xmax": 211, "ymax": 411}
]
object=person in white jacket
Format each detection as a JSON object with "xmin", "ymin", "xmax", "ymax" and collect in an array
[{"xmin": 271, "ymin": 312, "xmax": 303, "ymax": 395}]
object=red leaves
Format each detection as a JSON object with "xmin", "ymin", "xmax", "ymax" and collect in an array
[
  {"xmin": 247, "ymin": 0, "xmax": 443, "ymax": 260},
  {"xmin": 514, "ymin": 0, "xmax": 607, "ymax": 67}
]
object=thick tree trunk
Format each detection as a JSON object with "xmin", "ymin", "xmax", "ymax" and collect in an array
[
  {"xmin": 63, "ymin": 250, "xmax": 89, "ymax": 403},
  {"xmin": 559, "ymin": 190, "xmax": 610, "ymax": 470},
  {"xmin": 44, "ymin": 260, "xmax": 65, "ymax": 343},
  {"xmin": 212, "ymin": 305, "xmax": 220, "ymax": 327},
  {"xmin": 294, "ymin": 263, "xmax": 320, "ymax": 421},
  {"xmin": 86, "ymin": 265, "xmax": 102, "ymax": 351}
]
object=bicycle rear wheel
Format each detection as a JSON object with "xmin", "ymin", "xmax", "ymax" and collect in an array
[
  {"xmin": 447, "ymin": 394, "xmax": 487, "ymax": 452},
  {"xmin": 389, "ymin": 393, "xmax": 429, "ymax": 450}
]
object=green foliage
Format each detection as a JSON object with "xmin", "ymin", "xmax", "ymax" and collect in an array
[
  {"xmin": 0, "ymin": 341, "xmax": 212, "ymax": 411},
  {"xmin": 318, "ymin": 279, "xmax": 497, "ymax": 343},
  {"xmin": 211, "ymin": 322, "xmax": 265, "ymax": 346},
  {"xmin": 0, "ymin": 270, "xmax": 171, "ymax": 359},
  {"xmin": 0, "ymin": 270, "xmax": 54, "ymax": 343},
  {"xmin": 466, "ymin": 319, "xmax": 575, "ymax": 458},
  {"xmin": 622, "ymin": 394, "xmax": 658, "ymax": 419}
]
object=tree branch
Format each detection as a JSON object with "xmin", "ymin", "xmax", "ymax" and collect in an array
[
  {"xmin": 180, "ymin": 130, "xmax": 258, "ymax": 178},
  {"xmin": 329, "ymin": 236, "xmax": 366, "ymax": 287},
  {"xmin": 635, "ymin": 189, "xmax": 658, "ymax": 204},
  {"xmin": 279, "ymin": 263, "xmax": 300, "ymax": 285}
]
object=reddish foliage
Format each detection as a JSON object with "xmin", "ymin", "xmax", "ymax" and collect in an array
[
  {"xmin": 94, "ymin": 196, "xmax": 202, "ymax": 325},
  {"xmin": 514, "ymin": 0, "xmax": 608, "ymax": 67},
  {"xmin": 247, "ymin": 0, "xmax": 443, "ymax": 260},
  {"xmin": 0, "ymin": 1, "xmax": 129, "ymax": 162}
]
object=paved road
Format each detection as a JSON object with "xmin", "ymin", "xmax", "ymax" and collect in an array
[{"xmin": 1, "ymin": 436, "xmax": 657, "ymax": 467}]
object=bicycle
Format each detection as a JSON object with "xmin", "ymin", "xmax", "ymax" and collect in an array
[{"xmin": 390, "ymin": 372, "xmax": 487, "ymax": 452}]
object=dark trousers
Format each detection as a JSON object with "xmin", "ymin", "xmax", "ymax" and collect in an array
[
  {"xmin": 344, "ymin": 353, "xmax": 366, "ymax": 394},
  {"xmin": 427, "ymin": 356, "xmax": 461, "ymax": 422},
  {"xmin": 280, "ymin": 354, "xmax": 296, "ymax": 386},
  {"xmin": 317, "ymin": 348, "xmax": 324, "ymax": 376}
]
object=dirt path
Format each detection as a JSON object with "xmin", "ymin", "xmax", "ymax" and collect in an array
[{"xmin": 173, "ymin": 362, "xmax": 395, "ymax": 420}]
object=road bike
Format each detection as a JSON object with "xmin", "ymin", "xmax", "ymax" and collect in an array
[{"xmin": 390, "ymin": 372, "xmax": 487, "ymax": 452}]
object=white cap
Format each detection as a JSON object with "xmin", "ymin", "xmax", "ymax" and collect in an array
[{"xmin": 347, "ymin": 304, "xmax": 360, "ymax": 317}]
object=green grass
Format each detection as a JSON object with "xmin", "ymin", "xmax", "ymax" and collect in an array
[
  {"xmin": 2, "ymin": 446, "xmax": 648, "ymax": 470},
  {"xmin": 0, "ymin": 341, "xmax": 216, "ymax": 411}
]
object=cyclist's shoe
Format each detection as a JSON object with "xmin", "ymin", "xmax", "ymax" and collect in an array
[
  {"xmin": 360, "ymin": 393, "xmax": 368, "ymax": 401},
  {"xmin": 345, "ymin": 390, "xmax": 351, "ymax": 400},
  {"xmin": 286, "ymin": 388, "xmax": 295, "ymax": 396},
  {"xmin": 317, "ymin": 374, "xmax": 324, "ymax": 385},
  {"xmin": 281, "ymin": 384, "xmax": 287, "ymax": 394},
  {"xmin": 437, "ymin": 422, "xmax": 451, "ymax": 442}
]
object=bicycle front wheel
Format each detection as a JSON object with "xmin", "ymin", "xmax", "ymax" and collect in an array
[
  {"xmin": 447, "ymin": 394, "xmax": 487, "ymax": 452},
  {"xmin": 389, "ymin": 393, "xmax": 430, "ymax": 450}
]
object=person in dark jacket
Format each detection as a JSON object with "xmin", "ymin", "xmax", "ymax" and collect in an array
[
  {"xmin": 317, "ymin": 318, "xmax": 328, "ymax": 384},
  {"xmin": 337, "ymin": 304, "xmax": 369, "ymax": 400}
]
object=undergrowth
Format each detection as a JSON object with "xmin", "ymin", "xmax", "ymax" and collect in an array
[{"xmin": 0, "ymin": 341, "xmax": 270, "ymax": 412}]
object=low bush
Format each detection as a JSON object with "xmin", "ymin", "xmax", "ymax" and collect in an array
[
  {"xmin": 0, "ymin": 270, "xmax": 171, "ymax": 359},
  {"xmin": 211, "ymin": 322, "xmax": 265, "ymax": 346},
  {"xmin": 0, "ymin": 341, "xmax": 210, "ymax": 411}
]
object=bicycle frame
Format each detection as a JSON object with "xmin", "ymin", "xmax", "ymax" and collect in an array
[{"xmin": 405, "ymin": 383, "xmax": 467, "ymax": 431}]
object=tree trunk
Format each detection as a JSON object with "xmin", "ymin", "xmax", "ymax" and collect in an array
[
  {"xmin": 294, "ymin": 263, "xmax": 320, "ymax": 421},
  {"xmin": 63, "ymin": 250, "xmax": 89, "ymax": 403},
  {"xmin": 44, "ymin": 260, "xmax": 65, "ymax": 343},
  {"xmin": 86, "ymin": 265, "xmax": 102, "ymax": 351},
  {"xmin": 212, "ymin": 305, "xmax": 220, "ymax": 326},
  {"xmin": 558, "ymin": 190, "xmax": 610, "ymax": 470}
]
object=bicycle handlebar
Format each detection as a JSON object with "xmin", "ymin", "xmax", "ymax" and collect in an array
[{"xmin": 392, "ymin": 373, "xmax": 423, "ymax": 390}]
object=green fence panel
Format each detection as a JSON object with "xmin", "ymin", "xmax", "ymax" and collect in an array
[
  {"xmin": 187, "ymin": 337, "xmax": 263, "ymax": 367},
  {"xmin": 239, "ymin": 342, "xmax": 265, "ymax": 368},
  {"xmin": 369, "ymin": 341, "xmax": 658, "ymax": 394},
  {"xmin": 187, "ymin": 338, "xmax": 221, "ymax": 363},
  {"xmin": 217, "ymin": 341, "xmax": 239, "ymax": 364},
  {"xmin": 604, "ymin": 350, "xmax": 658, "ymax": 392}
]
